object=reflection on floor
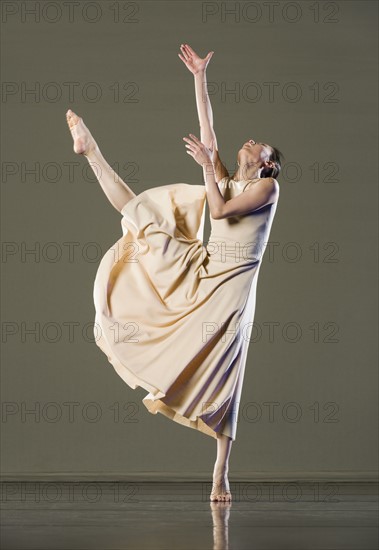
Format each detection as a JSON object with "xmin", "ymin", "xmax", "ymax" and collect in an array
[{"xmin": 1, "ymin": 481, "xmax": 378, "ymax": 549}]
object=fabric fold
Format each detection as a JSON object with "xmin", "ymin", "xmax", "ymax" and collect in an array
[{"xmin": 93, "ymin": 178, "xmax": 278, "ymax": 440}]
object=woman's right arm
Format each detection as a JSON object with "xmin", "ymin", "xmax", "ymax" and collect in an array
[
  {"xmin": 179, "ymin": 44, "xmax": 229, "ymax": 183},
  {"xmin": 194, "ymin": 69, "xmax": 216, "ymax": 146}
]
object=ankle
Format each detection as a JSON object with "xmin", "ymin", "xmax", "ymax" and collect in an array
[
  {"xmin": 84, "ymin": 143, "xmax": 100, "ymax": 159},
  {"xmin": 213, "ymin": 464, "xmax": 229, "ymax": 479}
]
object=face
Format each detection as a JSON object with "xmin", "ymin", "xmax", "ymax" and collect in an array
[{"xmin": 238, "ymin": 139, "xmax": 273, "ymax": 175}]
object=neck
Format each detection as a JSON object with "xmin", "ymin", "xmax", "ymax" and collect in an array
[
  {"xmin": 232, "ymin": 168, "xmax": 261, "ymax": 181},
  {"xmin": 232, "ymin": 160, "xmax": 262, "ymax": 181}
]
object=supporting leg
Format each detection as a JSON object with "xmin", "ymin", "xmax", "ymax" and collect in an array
[{"xmin": 210, "ymin": 433, "xmax": 233, "ymax": 502}]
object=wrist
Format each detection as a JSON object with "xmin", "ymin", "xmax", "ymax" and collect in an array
[{"xmin": 202, "ymin": 161, "xmax": 215, "ymax": 177}]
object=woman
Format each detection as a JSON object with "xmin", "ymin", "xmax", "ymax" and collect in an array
[{"xmin": 66, "ymin": 44, "xmax": 283, "ymax": 502}]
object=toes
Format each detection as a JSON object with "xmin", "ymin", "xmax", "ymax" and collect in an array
[
  {"xmin": 210, "ymin": 492, "xmax": 232, "ymax": 502},
  {"xmin": 66, "ymin": 109, "xmax": 81, "ymax": 129}
]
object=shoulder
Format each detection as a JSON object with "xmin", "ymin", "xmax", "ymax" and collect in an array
[
  {"xmin": 262, "ymin": 177, "xmax": 279, "ymax": 196},
  {"xmin": 248, "ymin": 177, "xmax": 279, "ymax": 205},
  {"xmin": 250, "ymin": 177, "xmax": 279, "ymax": 192},
  {"xmin": 262, "ymin": 176, "xmax": 278, "ymax": 186}
]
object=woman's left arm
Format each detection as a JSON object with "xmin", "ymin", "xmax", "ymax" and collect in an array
[
  {"xmin": 213, "ymin": 178, "xmax": 278, "ymax": 219},
  {"xmin": 183, "ymin": 133, "xmax": 226, "ymax": 219},
  {"xmin": 204, "ymin": 170, "xmax": 277, "ymax": 219}
]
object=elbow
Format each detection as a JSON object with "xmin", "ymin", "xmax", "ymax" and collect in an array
[{"xmin": 210, "ymin": 208, "xmax": 223, "ymax": 220}]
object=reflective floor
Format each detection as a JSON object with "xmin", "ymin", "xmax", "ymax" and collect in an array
[{"xmin": 1, "ymin": 481, "xmax": 378, "ymax": 549}]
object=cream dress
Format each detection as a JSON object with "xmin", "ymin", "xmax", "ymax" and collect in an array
[{"xmin": 93, "ymin": 176, "xmax": 279, "ymax": 441}]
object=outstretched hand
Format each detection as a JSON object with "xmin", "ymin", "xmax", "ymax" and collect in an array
[
  {"xmin": 178, "ymin": 44, "xmax": 214, "ymax": 75},
  {"xmin": 183, "ymin": 133, "xmax": 216, "ymax": 167}
]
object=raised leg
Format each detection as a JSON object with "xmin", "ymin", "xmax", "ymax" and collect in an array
[
  {"xmin": 66, "ymin": 109, "xmax": 136, "ymax": 212},
  {"xmin": 210, "ymin": 433, "xmax": 233, "ymax": 502}
]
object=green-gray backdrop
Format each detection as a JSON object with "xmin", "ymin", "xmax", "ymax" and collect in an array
[{"xmin": 1, "ymin": 0, "xmax": 377, "ymax": 481}]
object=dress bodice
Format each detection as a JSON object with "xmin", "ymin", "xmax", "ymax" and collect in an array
[{"xmin": 207, "ymin": 176, "xmax": 279, "ymax": 264}]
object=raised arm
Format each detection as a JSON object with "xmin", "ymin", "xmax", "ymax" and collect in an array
[{"xmin": 178, "ymin": 44, "xmax": 229, "ymax": 183}]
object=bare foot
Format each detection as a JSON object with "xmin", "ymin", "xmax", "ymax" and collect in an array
[
  {"xmin": 210, "ymin": 469, "xmax": 232, "ymax": 502},
  {"xmin": 65, "ymin": 109, "xmax": 97, "ymax": 156}
]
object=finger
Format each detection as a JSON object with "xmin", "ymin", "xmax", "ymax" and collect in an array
[
  {"xmin": 179, "ymin": 46, "xmax": 188, "ymax": 62},
  {"xmin": 183, "ymin": 137, "xmax": 199, "ymax": 149},
  {"xmin": 185, "ymin": 44, "xmax": 197, "ymax": 56},
  {"xmin": 180, "ymin": 44, "xmax": 190, "ymax": 61},
  {"xmin": 178, "ymin": 54, "xmax": 191, "ymax": 68},
  {"xmin": 188, "ymin": 135, "xmax": 203, "ymax": 148},
  {"xmin": 182, "ymin": 44, "xmax": 193, "ymax": 59},
  {"xmin": 183, "ymin": 137, "xmax": 196, "ymax": 147},
  {"xmin": 178, "ymin": 55, "xmax": 189, "ymax": 67}
]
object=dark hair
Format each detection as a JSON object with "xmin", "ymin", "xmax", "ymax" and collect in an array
[{"xmin": 261, "ymin": 146, "xmax": 285, "ymax": 180}]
